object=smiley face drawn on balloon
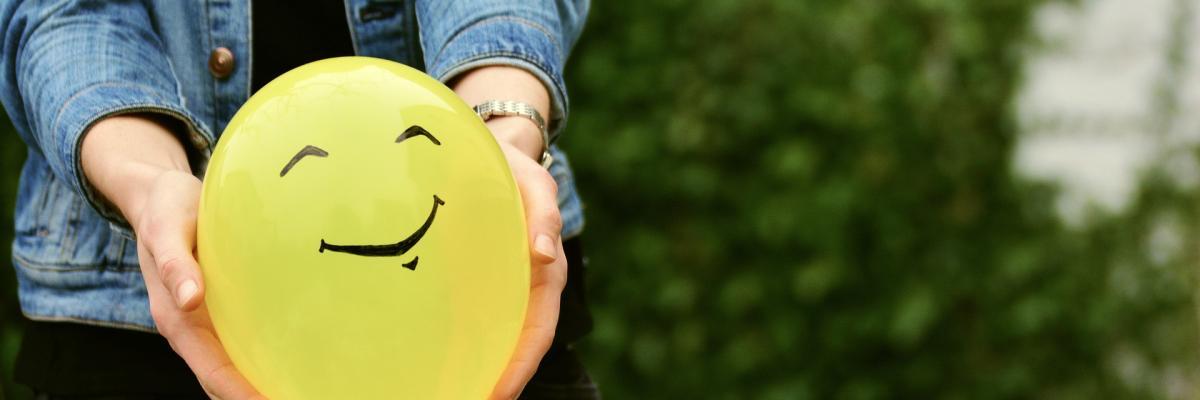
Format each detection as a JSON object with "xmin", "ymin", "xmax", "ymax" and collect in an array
[{"xmin": 278, "ymin": 125, "xmax": 445, "ymax": 271}]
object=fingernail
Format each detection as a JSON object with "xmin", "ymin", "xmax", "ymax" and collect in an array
[
  {"xmin": 534, "ymin": 234, "xmax": 556, "ymax": 260},
  {"xmin": 176, "ymin": 280, "xmax": 198, "ymax": 307}
]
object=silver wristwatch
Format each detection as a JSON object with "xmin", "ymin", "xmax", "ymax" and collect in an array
[{"xmin": 473, "ymin": 100, "xmax": 553, "ymax": 168}]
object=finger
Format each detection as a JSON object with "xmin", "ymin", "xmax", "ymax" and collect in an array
[
  {"xmin": 504, "ymin": 146, "xmax": 563, "ymax": 264},
  {"xmin": 490, "ymin": 240, "xmax": 568, "ymax": 400},
  {"xmin": 137, "ymin": 241, "xmax": 263, "ymax": 400},
  {"xmin": 165, "ymin": 305, "xmax": 266, "ymax": 400},
  {"xmin": 140, "ymin": 174, "xmax": 205, "ymax": 311}
]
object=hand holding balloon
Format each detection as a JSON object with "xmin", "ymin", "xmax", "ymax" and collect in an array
[
  {"xmin": 453, "ymin": 65, "xmax": 570, "ymax": 400},
  {"xmin": 489, "ymin": 141, "xmax": 569, "ymax": 400},
  {"xmin": 80, "ymin": 115, "xmax": 263, "ymax": 400}
]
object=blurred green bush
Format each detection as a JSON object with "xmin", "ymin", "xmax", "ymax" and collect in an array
[
  {"xmin": 562, "ymin": 0, "xmax": 1198, "ymax": 398},
  {"xmin": 3, "ymin": 0, "xmax": 1199, "ymax": 399}
]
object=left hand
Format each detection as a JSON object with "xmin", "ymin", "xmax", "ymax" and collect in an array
[
  {"xmin": 485, "ymin": 117, "xmax": 568, "ymax": 400},
  {"xmin": 453, "ymin": 66, "xmax": 566, "ymax": 399}
]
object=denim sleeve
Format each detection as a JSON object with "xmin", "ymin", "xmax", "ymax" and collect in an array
[
  {"xmin": 0, "ymin": 0, "xmax": 213, "ymax": 228},
  {"xmin": 416, "ymin": 0, "xmax": 589, "ymax": 143}
]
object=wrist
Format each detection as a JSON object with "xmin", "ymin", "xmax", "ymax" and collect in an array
[
  {"xmin": 81, "ymin": 114, "xmax": 194, "ymax": 227},
  {"xmin": 485, "ymin": 116, "xmax": 545, "ymax": 161},
  {"xmin": 110, "ymin": 165, "xmax": 190, "ymax": 229},
  {"xmin": 451, "ymin": 66, "xmax": 552, "ymax": 163}
]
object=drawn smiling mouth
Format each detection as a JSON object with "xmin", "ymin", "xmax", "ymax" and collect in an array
[{"xmin": 319, "ymin": 195, "xmax": 445, "ymax": 270}]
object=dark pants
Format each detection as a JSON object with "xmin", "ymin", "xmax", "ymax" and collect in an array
[{"xmin": 18, "ymin": 239, "xmax": 598, "ymax": 399}]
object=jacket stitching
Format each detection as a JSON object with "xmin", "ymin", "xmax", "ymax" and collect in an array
[
  {"xmin": 50, "ymin": 82, "xmax": 171, "ymax": 143},
  {"xmin": 21, "ymin": 312, "xmax": 156, "ymax": 334},
  {"xmin": 432, "ymin": 15, "xmax": 560, "ymax": 69},
  {"xmin": 14, "ymin": 248, "xmax": 139, "ymax": 272},
  {"xmin": 435, "ymin": 50, "xmax": 552, "ymax": 82},
  {"xmin": 60, "ymin": 193, "xmax": 79, "ymax": 258}
]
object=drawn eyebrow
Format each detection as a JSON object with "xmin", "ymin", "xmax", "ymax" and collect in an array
[
  {"xmin": 396, "ymin": 125, "xmax": 441, "ymax": 145},
  {"xmin": 280, "ymin": 145, "xmax": 329, "ymax": 177}
]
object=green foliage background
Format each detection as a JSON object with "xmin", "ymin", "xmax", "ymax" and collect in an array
[{"xmin": 4, "ymin": 0, "xmax": 1200, "ymax": 398}]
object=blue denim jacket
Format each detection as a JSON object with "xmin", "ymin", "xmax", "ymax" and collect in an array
[{"xmin": 0, "ymin": 0, "xmax": 588, "ymax": 332}]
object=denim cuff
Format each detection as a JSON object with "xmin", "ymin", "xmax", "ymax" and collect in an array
[
  {"xmin": 426, "ymin": 16, "xmax": 570, "ymax": 144},
  {"xmin": 56, "ymin": 83, "xmax": 214, "ymax": 232}
]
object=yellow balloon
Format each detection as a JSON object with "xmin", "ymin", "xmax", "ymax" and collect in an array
[{"xmin": 197, "ymin": 57, "xmax": 529, "ymax": 399}]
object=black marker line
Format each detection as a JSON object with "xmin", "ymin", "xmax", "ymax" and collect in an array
[
  {"xmin": 396, "ymin": 125, "xmax": 441, "ymax": 145},
  {"xmin": 280, "ymin": 145, "xmax": 329, "ymax": 177},
  {"xmin": 319, "ymin": 195, "xmax": 445, "ymax": 257}
]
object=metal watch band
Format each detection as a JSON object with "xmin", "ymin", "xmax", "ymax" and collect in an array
[{"xmin": 473, "ymin": 100, "xmax": 553, "ymax": 168}]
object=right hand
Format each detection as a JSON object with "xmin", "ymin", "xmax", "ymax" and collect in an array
[
  {"xmin": 132, "ymin": 170, "xmax": 264, "ymax": 399},
  {"xmin": 81, "ymin": 115, "xmax": 264, "ymax": 399}
]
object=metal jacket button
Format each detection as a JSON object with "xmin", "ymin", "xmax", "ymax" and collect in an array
[{"xmin": 208, "ymin": 47, "xmax": 235, "ymax": 79}]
